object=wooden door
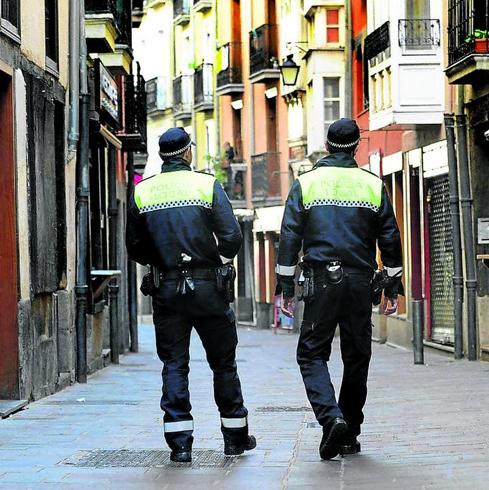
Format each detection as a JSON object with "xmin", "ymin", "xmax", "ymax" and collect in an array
[{"xmin": 0, "ymin": 71, "xmax": 19, "ymax": 399}]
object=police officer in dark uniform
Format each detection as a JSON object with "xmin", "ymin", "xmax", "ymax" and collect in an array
[
  {"xmin": 126, "ymin": 127, "xmax": 256, "ymax": 463},
  {"xmin": 276, "ymin": 118, "xmax": 403, "ymax": 460}
]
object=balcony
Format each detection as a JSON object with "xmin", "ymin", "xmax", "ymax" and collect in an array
[
  {"xmin": 217, "ymin": 42, "xmax": 244, "ymax": 95},
  {"xmin": 192, "ymin": 0, "xmax": 212, "ymax": 13},
  {"xmin": 251, "ymin": 152, "xmax": 282, "ymax": 203},
  {"xmin": 85, "ymin": 0, "xmax": 118, "ymax": 53},
  {"xmin": 224, "ymin": 161, "xmax": 247, "ymax": 208},
  {"xmin": 118, "ymin": 64, "xmax": 147, "ymax": 152},
  {"xmin": 173, "ymin": 0, "xmax": 191, "ymax": 26},
  {"xmin": 132, "ymin": 0, "xmax": 144, "ymax": 28},
  {"xmin": 146, "ymin": 77, "xmax": 169, "ymax": 116},
  {"xmin": 249, "ymin": 24, "xmax": 280, "ymax": 83},
  {"xmin": 194, "ymin": 64, "xmax": 214, "ymax": 112},
  {"xmin": 446, "ymin": 0, "xmax": 489, "ymax": 84},
  {"xmin": 366, "ymin": 18, "xmax": 444, "ymax": 130},
  {"xmin": 173, "ymin": 75, "xmax": 192, "ymax": 120}
]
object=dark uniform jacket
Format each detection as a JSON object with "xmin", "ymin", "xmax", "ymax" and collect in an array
[
  {"xmin": 277, "ymin": 152, "xmax": 402, "ymax": 291},
  {"xmin": 126, "ymin": 158, "xmax": 242, "ymax": 270}
]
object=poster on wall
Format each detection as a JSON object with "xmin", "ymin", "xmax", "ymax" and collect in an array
[{"xmin": 369, "ymin": 150, "xmax": 382, "ymax": 177}]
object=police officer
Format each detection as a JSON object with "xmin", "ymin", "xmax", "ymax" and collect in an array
[
  {"xmin": 276, "ymin": 118, "xmax": 402, "ymax": 460},
  {"xmin": 126, "ymin": 128, "xmax": 256, "ymax": 463}
]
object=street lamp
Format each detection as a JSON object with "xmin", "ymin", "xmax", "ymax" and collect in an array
[{"xmin": 279, "ymin": 54, "xmax": 300, "ymax": 86}]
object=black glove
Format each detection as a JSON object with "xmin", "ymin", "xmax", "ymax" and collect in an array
[{"xmin": 278, "ymin": 275, "xmax": 295, "ymax": 298}]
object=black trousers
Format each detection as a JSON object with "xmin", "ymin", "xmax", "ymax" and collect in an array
[
  {"xmin": 152, "ymin": 279, "xmax": 248, "ymax": 450},
  {"xmin": 297, "ymin": 269, "xmax": 373, "ymax": 436}
]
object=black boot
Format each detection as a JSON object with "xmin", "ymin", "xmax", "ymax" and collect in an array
[
  {"xmin": 319, "ymin": 417, "xmax": 348, "ymax": 460},
  {"xmin": 170, "ymin": 446, "xmax": 192, "ymax": 463},
  {"xmin": 224, "ymin": 435, "xmax": 257, "ymax": 456},
  {"xmin": 339, "ymin": 437, "xmax": 361, "ymax": 455}
]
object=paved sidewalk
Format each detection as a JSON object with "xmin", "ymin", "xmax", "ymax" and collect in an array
[{"xmin": 1, "ymin": 325, "xmax": 489, "ymax": 489}]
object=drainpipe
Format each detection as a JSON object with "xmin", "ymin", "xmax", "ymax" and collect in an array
[
  {"xmin": 344, "ymin": 0, "xmax": 352, "ymax": 118},
  {"xmin": 214, "ymin": 0, "xmax": 220, "ymax": 156},
  {"xmin": 126, "ymin": 152, "xmax": 138, "ymax": 352},
  {"xmin": 75, "ymin": 0, "xmax": 90, "ymax": 383},
  {"xmin": 68, "ymin": 0, "xmax": 80, "ymax": 156},
  {"xmin": 456, "ymin": 89, "xmax": 478, "ymax": 361},
  {"xmin": 108, "ymin": 146, "xmax": 119, "ymax": 364},
  {"xmin": 249, "ymin": 6, "xmax": 257, "ymax": 326},
  {"xmin": 444, "ymin": 114, "xmax": 464, "ymax": 359}
]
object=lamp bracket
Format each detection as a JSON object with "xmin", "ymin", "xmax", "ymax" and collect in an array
[{"xmin": 286, "ymin": 41, "xmax": 309, "ymax": 54}]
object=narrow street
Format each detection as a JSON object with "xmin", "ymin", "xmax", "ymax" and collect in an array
[{"xmin": 0, "ymin": 325, "xmax": 488, "ymax": 489}]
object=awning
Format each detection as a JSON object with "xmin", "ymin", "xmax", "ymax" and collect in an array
[{"xmin": 253, "ymin": 205, "xmax": 284, "ymax": 233}]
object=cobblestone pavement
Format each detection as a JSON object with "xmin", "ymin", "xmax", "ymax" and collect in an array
[{"xmin": 1, "ymin": 324, "xmax": 489, "ymax": 489}]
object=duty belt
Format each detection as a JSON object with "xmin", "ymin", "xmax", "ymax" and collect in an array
[{"xmin": 158, "ymin": 268, "xmax": 217, "ymax": 280}]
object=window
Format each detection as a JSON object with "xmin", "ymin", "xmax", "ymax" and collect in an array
[
  {"xmin": 326, "ymin": 9, "xmax": 339, "ymax": 43},
  {"xmin": 363, "ymin": 46, "xmax": 370, "ymax": 109},
  {"xmin": 45, "ymin": 0, "xmax": 58, "ymax": 67},
  {"xmin": 323, "ymin": 78, "xmax": 340, "ymax": 137},
  {"xmin": 1, "ymin": 0, "xmax": 20, "ymax": 38}
]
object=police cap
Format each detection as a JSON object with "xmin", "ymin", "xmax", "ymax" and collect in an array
[
  {"xmin": 158, "ymin": 127, "xmax": 195, "ymax": 157},
  {"xmin": 326, "ymin": 118, "xmax": 360, "ymax": 150}
]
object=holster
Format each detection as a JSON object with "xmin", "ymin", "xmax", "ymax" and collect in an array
[
  {"xmin": 298, "ymin": 262, "xmax": 315, "ymax": 301},
  {"xmin": 175, "ymin": 254, "xmax": 196, "ymax": 295},
  {"xmin": 140, "ymin": 265, "xmax": 160, "ymax": 297},
  {"xmin": 324, "ymin": 261, "xmax": 343, "ymax": 285},
  {"xmin": 216, "ymin": 264, "xmax": 236, "ymax": 303}
]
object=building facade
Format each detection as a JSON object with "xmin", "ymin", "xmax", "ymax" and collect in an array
[
  {"xmin": 0, "ymin": 0, "xmax": 73, "ymax": 401},
  {"xmin": 445, "ymin": 0, "xmax": 489, "ymax": 360},
  {"xmin": 0, "ymin": 0, "xmax": 144, "ymax": 403}
]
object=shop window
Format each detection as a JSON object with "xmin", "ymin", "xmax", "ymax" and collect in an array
[
  {"xmin": 326, "ymin": 9, "xmax": 340, "ymax": 43},
  {"xmin": 323, "ymin": 77, "xmax": 340, "ymax": 138},
  {"xmin": 1, "ymin": 0, "xmax": 20, "ymax": 38},
  {"xmin": 45, "ymin": 0, "xmax": 58, "ymax": 71}
]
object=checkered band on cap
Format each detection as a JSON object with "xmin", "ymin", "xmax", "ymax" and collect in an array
[
  {"xmin": 159, "ymin": 139, "xmax": 192, "ymax": 157},
  {"xmin": 326, "ymin": 137, "xmax": 360, "ymax": 149}
]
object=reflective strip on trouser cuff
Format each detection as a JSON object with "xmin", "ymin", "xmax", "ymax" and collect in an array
[
  {"xmin": 164, "ymin": 420, "xmax": 194, "ymax": 433},
  {"xmin": 385, "ymin": 266, "xmax": 403, "ymax": 277},
  {"xmin": 276, "ymin": 264, "xmax": 296, "ymax": 276},
  {"xmin": 221, "ymin": 416, "xmax": 248, "ymax": 429}
]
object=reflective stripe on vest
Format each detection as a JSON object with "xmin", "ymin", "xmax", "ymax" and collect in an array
[
  {"xmin": 134, "ymin": 171, "xmax": 215, "ymax": 213},
  {"xmin": 298, "ymin": 167, "xmax": 383, "ymax": 212},
  {"xmin": 164, "ymin": 420, "xmax": 194, "ymax": 433}
]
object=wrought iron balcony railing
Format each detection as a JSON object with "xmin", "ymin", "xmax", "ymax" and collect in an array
[
  {"xmin": 399, "ymin": 19, "xmax": 440, "ymax": 48},
  {"xmin": 249, "ymin": 24, "xmax": 279, "ymax": 76},
  {"xmin": 251, "ymin": 152, "xmax": 281, "ymax": 200},
  {"xmin": 223, "ymin": 161, "xmax": 247, "ymax": 205},
  {"xmin": 118, "ymin": 63, "xmax": 147, "ymax": 151},
  {"xmin": 173, "ymin": 75, "xmax": 192, "ymax": 118},
  {"xmin": 194, "ymin": 63, "xmax": 214, "ymax": 110},
  {"xmin": 448, "ymin": 0, "xmax": 489, "ymax": 66},
  {"xmin": 217, "ymin": 42, "xmax": 243, "ymax": 90},
  {"xmin": 364, "ymin": 21, "xmax": 390, "ymax": 60},
  {"xmin": 86, "ymin": 0, "xmax": 118, "ymax": 18},
  {"xmin": 146, "ymin": 77, "xmax": 168, "ymax": 114},
  {"xmin": 85, "ymin": 0, "xmax": 131, "ymax": 46}
]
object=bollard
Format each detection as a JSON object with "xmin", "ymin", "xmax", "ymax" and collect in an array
[{"xmin": 412, "ymin": 299, "xmax": 424, "ymax": 365}]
